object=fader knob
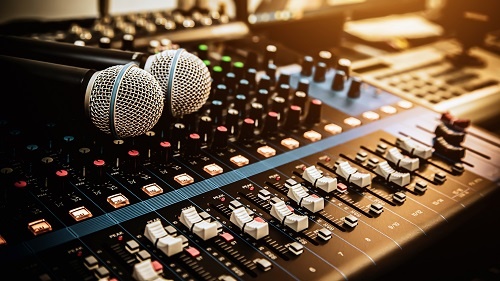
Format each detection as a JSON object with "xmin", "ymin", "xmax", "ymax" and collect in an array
[
  {"xmin": 347, "ymin": 76, "xmax": 362, "ymax": 99},
  {"xmin": 301, "ymin": 56, "xmax": 314, "ymax": 76},
  {"xmin": 313, "ymin": 62, "xmax": 327, "ymax": 82}
]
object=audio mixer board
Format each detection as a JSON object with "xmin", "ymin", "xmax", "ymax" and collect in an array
[{"xmin": 1, "ymin": 16, "xmax": 500, "ymax": 281}]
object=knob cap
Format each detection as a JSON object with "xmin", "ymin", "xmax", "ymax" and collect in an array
[
  {"xmin": 238, "ymin": 118, "xmax": 256, "ymax": 144},
  {"xmin": 283, "ymin": 105, "xmax": 302, "ymax": 130},
  {"xmin": 305, "ymin": 99, "xmax": 323, "ymax": 125}
]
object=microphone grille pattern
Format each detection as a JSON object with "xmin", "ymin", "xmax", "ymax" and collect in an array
[
  {"xmin": 146, "ymin": 49, "xmax": 211, "ymax": 117},
  {"xmin": 88, "ymin": 63, "xmax": 164, "ymax": 138}
]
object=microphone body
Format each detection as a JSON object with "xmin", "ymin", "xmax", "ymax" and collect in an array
[
  {"xmin": 0, "ymin": 35, "xmax": 149, "ymax": 70},
  {"xmin": 0, "ymin": 35, "xmax": 211, "ymax": 118},
  {"xmin": 0, "ymin": 55, "xmax": 164, "ymax": 139}
]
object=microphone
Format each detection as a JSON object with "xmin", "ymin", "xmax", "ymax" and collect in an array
[
  {"xmin": 0, "ymin": 55, "xmax": 164, "ymax": 139},
  {"xmin": 0, "ymin": 35, "xmax": 211, "ymax": 117}
]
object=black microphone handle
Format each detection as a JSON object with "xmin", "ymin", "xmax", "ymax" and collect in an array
[
  {"xmin": 0, "ymin": 55, "xmax": 96, "ymax": 124},
  {"xmin": 0, "ymin": 35, "xmax": 149, "ymax": 70}
]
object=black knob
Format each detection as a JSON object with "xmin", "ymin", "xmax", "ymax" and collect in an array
[
  {"xmin": 225, "ymin": 108, "xmax": 240, "ymax": 136},
  {"xmin": 256, "ymin": 89, "xmax": 270, "ymax": 111},
  {"xmin": 246, "ymin": 51, "xmax": 259, "ymax": 69},
  {"xmin": 283, "ymin": 105, "xmax": 302, "ymax": 130},
  {"xmin": 171, "ymin": 123, "xmax": 186, "ymax": 152},
  {"xmin": 347, "ymin": 76, "xmax": 362, "ymax": 99},
  {"xmin": 331, "ymin": 70, "xmax": 346, "ymax": 91},
  {"xmin": 249, "ymin": 102, "xmax": 264, "ymax": 128},
  {"xmin": 271, "ymin": 96, "xmax": 286, "ymax": 121},
  {"xmin": 297, "ymin": 78, "xmax": 310, "ymax": 95},
  {"xmin": 246, "ymin": 68, "xmax": 257, "ymax": 90},
  {"xmin": 262, "ymin": 112, "xmax": 279, "ymax": 137},
  {"xmin": 198, "ymin": 116, "xmax": 213, "ymax": 145},
  {"xmin": 185, "ymin": 133, "xmax": 201, "ymax": 158},
  {"xmin": 99, "ymin": 36, "xmax": 111, "ymax": 49},
  {"xmin": 304, "ymin": 99, "xmax": 323, "ymax": 125},
  {"xmin": 237, "ymin": 79, "xmax": 250, "ymax": 98},
  {"xmin": 224, "ymin": 72, "xmax": 236, "ymax": 95},
  {"xmin": 318, "ymin": 50, "xmax": 335, "ymax": 67},
  {"xmin": 121, "ymin": 34, "xmax": 134, "ymax": 51},
  {"xmin": 92, "ymin": 159, "xmax": 107, "ymax": 184},
  {"xmin": 143, "ymin": 131, "xmax": 157, "ymax": 160},
  {"xmin": 197, "ymin": 44, "xmax": 209, "ymax": 60},
  {"xmin": 292, "ymin": 91, "xmax": 307, "ymax": 113},
  {"xmin": 264, "ymin": 44, "xmax": 277, "ymax": 65},
  {"xmin": 213, "ymin": 84, "xmax": 228, "ymax": 105},
  {"xmin": 53, "ymin": 169, "xmax": 69, "ymax": 196},
  {"xmin": 276, "ymin": 84, "xmax": 291, "ymax": 100},
  {"xmin": 238, "ymin": 118, "xmax": 256, "ymax": 144},
  {"xmin": 313, "ymin": 62, "xmax": 327, "ymax": 82},
  {"xmin": 158, "ymin": 141, "xmax": 172, "ymax": 164},
  {"xmin": 232, "ymin": 61, "xmax": 245, "ymax": 80},
  {"xmin": 221, "ymin": 55, "xmax": 232, "ymax": 72},
  {"xmin": 257, "ymin": 74, "xmax": 271, "ymax": 92},
  {"xmin": 211, "ymin": 126, "xmax": 229, "ymax": 151},
  {"xmin": 78, "ymin": 147, "xmax": 93, "ymax": 176},
  {"xmin": 209, "ymin": 100, "xmax": 224, "ymax": 125},
  {"xmin": 234, "ymin": 94, "xmax": 247, "ymax": 118},
  {"xmin": 127, "ymin": 149, "xmax": 141, "ymax": 174},
  {"xmin": 277, "ymin": 72, "xmax": 291, "ymax": 87},
  {"xmin": 301, "ymin": 56, "xmax": 314, "ymax": 76},
  {"xmin": 266, "ymin": 63, "xmax": 277, "ymax": 85},
  {"xmin": 337, "ymin": 58, "xmax": 351, "ymax": 77},
  {"xmin": 211, "ymin": 65, "xmax": 224, "ymax": 85}
]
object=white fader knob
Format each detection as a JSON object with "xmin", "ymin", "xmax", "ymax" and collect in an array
[
  {"xmin": 285, "ymin": 179, "xmax": 324, "ymax": 213},
  {"xmin": 144, "ymin": 221, "xmax": 186, "ymax": 257},
  {"xmin": 180, "ymin": 206, "xmax": 219, "ymax": 240},
  {"xmin": 230, "ymin": 205, "xmax": 269, "ymax": 240},
  {"xmin": 132, "ymin": 259, "xmax": 171, "ymax": 281},
  {"xmin": 270, "ymin": 197, "xmax": 308, "ymax": 232}
]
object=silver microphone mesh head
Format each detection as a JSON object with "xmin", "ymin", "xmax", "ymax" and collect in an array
[
  {"xmin": 86, "ymin": 63, "xmax": 164, "ymax": 139},
  {"xmin": 145, "ymin": 49, "xmax": 211, "ymax": 117}
]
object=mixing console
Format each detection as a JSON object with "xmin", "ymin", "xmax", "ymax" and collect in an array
[{"xmin": 1, "ymin": 9, "xmax": 500, "ymax": 281}]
